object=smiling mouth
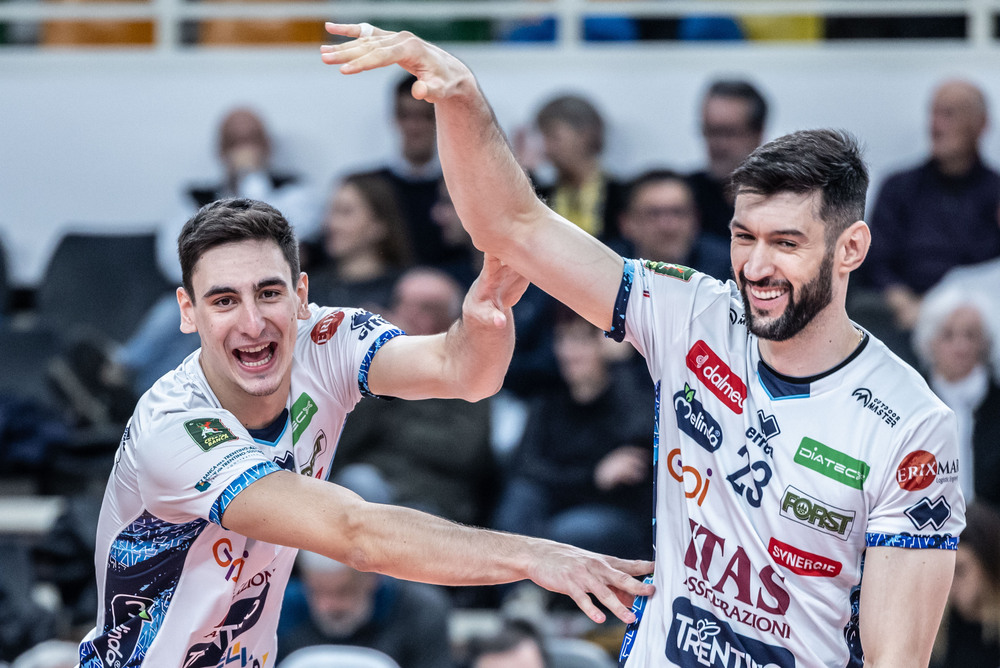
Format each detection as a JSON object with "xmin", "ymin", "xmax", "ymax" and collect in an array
[
  {"xmin": 234, "ymin": 343, "xmax": 276, "ymax": 368},
  {"xmin": 749, "ymin": 286, "xmax": 787, "ymax": 301}
]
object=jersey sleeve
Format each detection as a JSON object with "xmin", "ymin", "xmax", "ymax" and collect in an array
[
  {"xmin": 865, "ymin": 405, "xmax": 966, "ymax": 550},
  {"xmin": 135, "ymin": 411, "xmax": 281, "ymax": 527},
  {"xmin": 608, "ymin": 258, "xmax": 735, "ymax": 361},
  {"xmin": 297, "ymin": 305, "xmax": 405, "ymax": 409}
]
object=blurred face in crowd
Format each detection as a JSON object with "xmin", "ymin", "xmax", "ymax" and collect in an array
[
  {"xmin": 931, "ymin": 305, "xmax": 988, "ymax": 382},
  {"xmin": 554, "ymin": 317, "xmax": 608, "ymax": 390},
  {"xmin": 473, "ymin": 639, "xmax": 547, "ymax": 668},
  {"xmin": 431, "ymin": 183, "xmax": 469, "ymax": 248},
  {"xmin": 621, "ymin": 178, "xmax": 700, "ymax": 263},
  {"xmin": 396, "ymin": 93, "xmax": 437, "ymax": 167},
  {"xmin": 303, "ymin": 566, "xmax": 379, "ymax": 637},
  {"xmin": 930, "ymin": 80, "xmax": 986, "ymax": 167},
  {"xmin": 219, "ymin": 109, "xmax": 270, "ymax": 174},
  {"xmin": 702, "ymin": 95, "xmax": 762, "ymax": 181},
  {"xmin": 391, "ymin": 270, "xmax": 461, "ymax": 336},
  {"xmin": 541, "ymin": 120, "xmax": 595, "ymax": 173},
  {"xmin": 324, "ymin": 182, "xmax": 386, "ymax": 260}
]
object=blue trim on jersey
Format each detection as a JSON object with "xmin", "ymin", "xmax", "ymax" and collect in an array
[
  {"xmin": 249, "ymin": 408, "xmax": 289, "ymax": 446},
  {"xmin": 866, "ymin": 532, "xmax": 959, "ymax": 550},
  {"xmin": 757, "ymin": 361, "xmax": 811, "ymax": 400},
  {"xmin": 606, "ymin": 259, "xmax": 634, "ymax": 343},
  {"xmin": 359, "ymin": 328, "xmax": 405, "ymax": 397},
  {"xmin": 618, "ymin": 573, "xmax": 653, "ymax": 667},
  {"xmin": 210, "ymin": 460, "xmax": 282, "ymax": 527}
]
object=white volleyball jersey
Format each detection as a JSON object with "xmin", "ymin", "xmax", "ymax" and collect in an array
[
  {"xmin": 610, "ymin": 259, "xmax": 965, "ymax": 668},
  {"xmin": 78, "ymin": 305, "xmax": 402, "ymax": 668}
]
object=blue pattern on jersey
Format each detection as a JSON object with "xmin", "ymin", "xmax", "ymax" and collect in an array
[
  {"xmin": 866, "ymin": 532, "xmax": 959, "ymax": 550},
  {"xmin": 756, "ymin": 361, "xmax": 811, "ymax": 400},
  {"xmin": 358, "ymin": 328, "xmax": 405, "ymax": 397},
  {"xmin": 842, "ymin": 552, "xmax": 864, "ymax": 668},
  {"xmin": 618, "ymin": 574, "xmax": 653, "ymax": 667},
  {"xmin": 209, "ymin": 460, "xmax": 281, "ymax": 527},
  {"xmin": 607, "ymin": 259, "xmax": 635, "ymax": 343},
  {"xmin": 81, "ymin": 512, "xmax": 208, "ymax": 667}
]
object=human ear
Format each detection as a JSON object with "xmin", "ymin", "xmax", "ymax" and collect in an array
[
  {"xmin": 839, "ymin": 220, "xmax": 871, "ymax": 275},
  {"xmin": 177, "ymin": 286, "xmax": 198, "ymax": 334},
  {"xmin": 296, "ymin": 272, "xmax": 311, "ymax": 319}
]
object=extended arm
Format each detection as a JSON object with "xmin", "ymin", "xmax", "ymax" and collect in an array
[
  {"xmin": 859, "ymin": 546, "xmax": 955, "ymax": 667},
  {"xmin": 367, "ymin": 254, "xmax": 526, "ymax": 401},
  {"xmin": 321, "ymin": 24, "xmax": 624, "ymax": 331},
  {"xmin": 222, "ymin": 470, "xmax": 654, "ymax": 623}
]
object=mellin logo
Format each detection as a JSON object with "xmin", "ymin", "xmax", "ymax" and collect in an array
[
  {"xmin": 311, "ymin": 311, "xmax": 345, "ymax": 345},
  {"xmin": 184, "ymin": 418, "xmax": 238, "ymax": 452},
  {"xmin": 685, "ymin": 340, "xmax": 746, "ymax": 414},
  {"xmin": 673, "ymin": 384, "xmax": 723, "ymax": 452}
]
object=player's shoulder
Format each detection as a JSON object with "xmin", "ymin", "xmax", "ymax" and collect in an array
[{"xmin": 296, "ymin": 303, "xmax": 396, "ymax": 348}]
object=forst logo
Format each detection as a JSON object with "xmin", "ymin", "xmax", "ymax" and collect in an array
[
  {"xmin": 779, "ymin": 486, "xmax": 855, "ymax": 540},
  {"xmin": 673, "ymin": 384, "xmax": 723, "ymax": 453},
  {"xmin": 685, "ymin": 340, "xmax": 746, "ymax": 414},
  {"xmin": 896, "ymin": 450, "xmax": 941, "ymax": 491},
  {"xmin": 310, "ymin": 310, "xmax": 345, "ymax": 345}
]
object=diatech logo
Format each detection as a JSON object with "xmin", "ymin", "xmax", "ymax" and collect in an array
[
  {"xmin": 685, "ymin": 340, "xmax": 747, "ymax": 414},
  {"xmin": 290, "ymin": 392, "xmax": 317, "ymax": 445},
  {"xmin": 673, "ymin": 384, "xmax": 723, "ymax": 453},
  {"xmin": 310, "ymin": 310, "xmax": 345, "ymax": 345},
  {"xmin": 184, "ymin": 417, "xmax": 238, "ymax": 452},
  {"xmin": 767, "ymin": 538, "xmax": 842, "ymax": 578},
  {"xmin": 779, "ymin": 486, "xmax": 855, "ymax": 540},
  {"xmin": 645, "ymin": 260, "xmax": 696, "ymax": 282},
  {"xmin": 794, "ymin": 437, "xmax": 869, "ymax": 489}
]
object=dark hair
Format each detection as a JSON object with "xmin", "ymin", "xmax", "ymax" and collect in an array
[
  {"xmin": 626, "ymin": 168, "xmax": 691, "ymax": 207},
  {"xmin": 705, "ymin": 79, "xmax": 769, "ymax": 133},
  {"xmin": 395, "ymin": 73, "xmax": 418, "ymax": 100},
  {"xmin": 339, "ymin": 171, "xmax": 414, "ymax": 269},
  {"xmin": 536, "ymin": 94, "xmax": 605, "ymax": 155},
  {"xmin": 729, "ymin": 128, "xmax": 868, "ymax": 244},
  {"xmin": 178, "ymin": 197, "xmax": 300, "ymax": 302},
  {"xmin": 465, "ymin": 619, "xmax": 550, "ymax": 667}
]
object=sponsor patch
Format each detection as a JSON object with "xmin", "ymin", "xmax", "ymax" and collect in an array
[
  {"xmin": 645, "ymin": 260, "xmax": 696, "ymax": 281},
  {"xmin": 311, "ymin": 311, "xmax": 345, "ymax": 345},
  {"xmin": 768, "ymin": 537, "xmax": 842, "ymax": 577},
  {"xmin": 794, "ymin": 437, "xmax": 869, "ymax": 489},
  {"xmin": 350, "ymin": 310, "xmax": 390, "ymax": 341},
  {"xmin": 184, "ymin": 417, "xmax": 238, "ymax": 452},
  {"xmin": 851, "ymin": 387, "xmax": 900, "ymax": 427},
  {"xmin": 779, "ymin": 485, "xmax": 855, "ymax": 540},
  {"xmin": 904, "ymin": 495, "xmax": 952, "ymax": 531},
  {"xmin": 666, "ymin": 598, "xmax": 795, "ymax": 668},
  {"xmin": 673, "ymin": 384, "xmax": 723, "ymax": 453},
  {"xmin": 290, "ymin": 392, "xmax": 317, "ymax": 445},
  {"xmin": 746, "ymin": 410, "xmax": 780, "ymax": 457},
  {"xmin": 686, "ymin": 340, "xmax": 746, "ymax": 414},
  {"xmin": 896, "ymin": 450, "xmax": 958, "ymax": 490},
  {"xmin": 667, "ymin": 449, "xmax": 713, "ymax": 506}
]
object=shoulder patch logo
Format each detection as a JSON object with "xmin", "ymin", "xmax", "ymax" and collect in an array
[
  {"xmin": 311, "ymin": 311, "xmax": 345, "ymax": 345},
  {"xmin": 184, "ymin": 417, "xmax": 238, "ymax": 452},
  {"xmin": 644, "ymin": 261, "xmax": 695, "ymax": 282}
]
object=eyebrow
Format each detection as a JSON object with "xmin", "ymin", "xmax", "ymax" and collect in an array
[
  {"xmin": 201, "ymin": 276, "xmax": 289, "ymax": 300},
  {"xmin": 730, "ymin": 221, "xmax": 809, "ymax": 239}
]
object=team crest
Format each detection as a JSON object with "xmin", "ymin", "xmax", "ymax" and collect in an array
[
  {"xmin": 184, "ymin": 417, "xmax": 238, "ymax": 452},
  {"xmin": 644, "ymin": 261, "xmax": 695, "ymax": 282}
]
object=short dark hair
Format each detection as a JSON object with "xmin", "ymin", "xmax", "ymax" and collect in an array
[
  {"xmin": 465, "ymin": 619, "xmax": 550, "ymax": 667},
  {"xmin": 178, "ymin": 197, "xmax": 300, "ymax": 302},
  {"xmin": 536, "ymin": 94, "xmax": 605, "ymax": 155},
  {"xmin": 339, "ymin": 171, "xmax": 414, "ymax": 269},
  {"xmin": 626, "ymin": 168, "xmax": 690, "ymax": 208},
  {"xmin": 706, "ymin": 79, "xmax": 768, "ymax": 133},
  {"xmin": 729, "ymin": 128, "xmax": 868, "ymax": 244}
]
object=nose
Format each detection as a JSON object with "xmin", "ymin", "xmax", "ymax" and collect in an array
[
  {"xmin": 237, "ymin": 300, "xmax": 266, "ymax": 337},
  {"xmin": 740, "ymin": 241, "xmax": 774, "ymax": 283}
]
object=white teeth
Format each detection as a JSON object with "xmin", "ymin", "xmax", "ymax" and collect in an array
[
  {"xmin": 239, "ymin": 343, "xmax": 269, "ymax": 353},
  {"xmin": 751, "ymin": 287, "xmax": 784, "ymax": 300},
  {"xmin": 241, "ymin": 350, "xmax": 274, "ymax": 368}
]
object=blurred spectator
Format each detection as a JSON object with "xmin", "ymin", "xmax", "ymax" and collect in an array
[
  {"xmin": 533, "ymin": 94, "xmax": 628, "ymax": 243},
  {"xmin": 492, "ymin": 306, "xmax": 653, "ymax": 562},
  {"xmin": 913, "ymin": 286, "xmax": 1000, "ymax": 506},
  {"xmin": 865, "ymin": 79, "xmax": 1000, "ymax": 332},
  {"xmin": 10, "ymin": 640, "xmax": 77, "ymax": 668},
  {"xmin": 930, "ymin": 501, "xmax": 1000, "ymax": 668},
  {"xmin": 308, "ymin": 172, "xmax": 413, "ymax": 314},
  {"xmin": 369, "ymin": 75, "xmax": 450, "ymax": 265},
  {"xmin": 464, "ymin": 619, "xmax": 550, "ymax": 668},
  {"xmin": 278, "ymin": 550, "xmax": 454, "ymax": 668},
  {"xmin": 329, "ymin": 267, "xmax": 497, "ymax": 526},
  {"xmin": 686, "ymin": 79, "xmax": 768, "ymax": 240},
  {"xmin": 619, "ymin": 169, "xmax": 732, "ymax": 281}
]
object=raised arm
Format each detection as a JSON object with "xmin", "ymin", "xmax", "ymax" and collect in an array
[
  {"xmin": 223, "ymin": 470, "xmax": 655, "ymax": 624},
  {"xmin": 859, "ymin": 545, "xmax": 955, "ymax": 667},
  {"xmin": 321, "ymin": 24, "xmax": 624, "ymax": 331}
]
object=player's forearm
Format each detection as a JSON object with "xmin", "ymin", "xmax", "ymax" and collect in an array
[{"xmin": 438, "ymin": 311, "xmax": 515, "ymax": 401}]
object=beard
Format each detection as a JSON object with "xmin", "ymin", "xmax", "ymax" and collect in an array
[{"xmin": 739, "ymin": 250, "xmax": 834, "ymax": 342}]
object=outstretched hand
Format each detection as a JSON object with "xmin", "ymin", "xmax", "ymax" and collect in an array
[
  {"xmin": 527, "ymin": 540, "xmax": 655, "ymax": 624},
  {"xmin": 463, "ymin": 254, "xmax": 529, "ymax": 330},
  {"xmin": 321, "ymin": 22, "xmax": 472, "ymax": 104}
]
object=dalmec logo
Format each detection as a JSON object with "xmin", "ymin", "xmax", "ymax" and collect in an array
[
  {"xmin": 768, "ymin": 537, "xmax": 841, "ymax": 577},
  {"xmin": 311, "ymin": 310, "xmax": 345, "ymax": 345},
  {"xmin": 685, "ymin": 340, "xmax": 746, "ymax": 414}
]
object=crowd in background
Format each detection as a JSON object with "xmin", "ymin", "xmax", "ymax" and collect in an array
[{"xmin": 0, "ymin": 64, "xmax": 999, "ymax": 668}]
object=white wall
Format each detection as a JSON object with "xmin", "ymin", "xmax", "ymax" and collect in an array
[{"xmin": 3, "ymin": 43, "xmax": 1000, "ymax": 286}]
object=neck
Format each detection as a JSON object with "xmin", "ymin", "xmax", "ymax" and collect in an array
[
  {"xmin": 338, "ymin": 253, "xmax": 385, "ymax": 281},
  {"xmin": 560, "ymin": 158, "xmax": 600, "ymax": 187},
  {"xmin": 568, "ymin": 371, "xmax": 609, "ymax": 404},
  {"xmin": 757, "ymin": 307, "xmax": 861, "ymax": 378},
  {"xmin": 936, "ymin": 152, "xmax": 977, "ymax": 178}
]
